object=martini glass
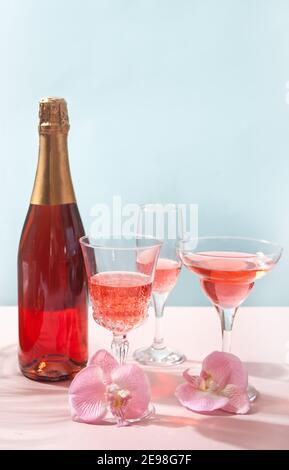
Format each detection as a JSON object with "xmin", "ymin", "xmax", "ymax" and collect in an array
[{"xmin": 178, "ymin": 236, "xmax": 282, "ymax": 401}]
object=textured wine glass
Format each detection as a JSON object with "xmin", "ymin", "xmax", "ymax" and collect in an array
[
  {"xmin": 178, "ymin": 236, "xmax": 282, "ymax": 401},
  {"xmin": 133, "ymin": 204, "xmax": 186, "ymax": 366},
  {"xmin": 80, "ymin": 236, "xmax": 161, "ymax": 365}
]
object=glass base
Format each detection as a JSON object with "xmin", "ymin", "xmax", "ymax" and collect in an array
[
  {"xmin": 133, "ymin": 345, "xmax": 186, "ymax": 366},
  {"xmin": 105, "ymin": 403, "xmax": 155, "ymax": 425},
  {"xmin": 248, "ymin": 384, "xmax": 258, "ymax": 402}
]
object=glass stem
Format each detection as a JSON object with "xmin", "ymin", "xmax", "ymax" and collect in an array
[
  {"xmin": 111, "ymin": 334, "xmax": 129, "ymax": 365},
  {"xmin": 216, "ymin": 306, "xmax": 238, "ymax": 353},
  {"xmin": 152, "ymin": 293, "xmax": 168, "ymax": 350}
]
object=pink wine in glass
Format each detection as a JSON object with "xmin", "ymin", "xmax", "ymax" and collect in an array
[
  {"xmin": 137, "ymin": 253, "xmax": 181, "ymax": 293},
  {"xmin": 18, "ymin": 98, "xmax": 88, "ymax": 381},
  {"xmin": 182, "ymin": 251, "xmax": 275, "ymax": 308},
  {"xmin": 153, "ymin": 258, "xmax": 181, "ymax": 293},
  {"xmin": 89, "ymin": 272, "xmax": 152, "ymax": 334}
]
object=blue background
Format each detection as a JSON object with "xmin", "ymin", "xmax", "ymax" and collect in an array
[{"xmin": 1, "ymin": 0, "xmax": 289, "ymax": 306}]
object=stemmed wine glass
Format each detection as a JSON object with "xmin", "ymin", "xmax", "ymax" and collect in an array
[
  {"xmin": 80, "ymin": 236, "xmax": 161, "ymax": 365},
  {"xmin": 178, "ymin": 236, "xmax": 282, "ymax": 400},
  {"xmin": 133, "ymin": 204, "xmax": 186, "ymax": 366}
]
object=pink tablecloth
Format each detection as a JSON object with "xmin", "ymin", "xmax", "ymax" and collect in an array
[{"xmin": 0, "ymin": 306, "xmax": 289, "ymax": 450}]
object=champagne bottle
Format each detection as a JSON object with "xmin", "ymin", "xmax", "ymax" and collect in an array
[{"xmin": 18, "ymin": 97, "xmax": 88, "ymax": 381}]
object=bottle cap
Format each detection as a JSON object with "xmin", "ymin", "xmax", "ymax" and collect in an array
[{"xmin": 39, "ymin": 97, "xmax": 70, "ymax": 134}]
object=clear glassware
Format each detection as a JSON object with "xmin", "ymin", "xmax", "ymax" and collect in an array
[
  {"xmin": 133, "ymin": 204, "xmax": 186, "ymax": 366},
  {"xmin": 178, "ymin": 236, "xmax": 282, "ymax": 401},
  {"xmin": 80, "ymin": 236, "xmax": 161, "ymax": 365}
]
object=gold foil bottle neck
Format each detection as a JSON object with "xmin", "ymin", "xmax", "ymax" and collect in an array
[
  {"xmin": 39, "ymin": 97, "xmax": 70, "ymax": 134},
  {"xmin": 31, "ymin": 97, "xmax": 76, "ymax": 205}
]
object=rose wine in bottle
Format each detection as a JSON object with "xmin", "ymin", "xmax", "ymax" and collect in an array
[{"xmin": 18, "ymin": 97, "xmax": 88, "ymax": 381}]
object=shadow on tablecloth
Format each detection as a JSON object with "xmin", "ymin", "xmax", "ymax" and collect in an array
[
  {"xmin": 0, "ymin": 344, "xmax": 71, "ymax": 449},
  {"xmin": 195, "ymin": 416, "xmax": 289, "ymax": 450},
  {"xmin": 245, "ymin": 361, "xmax": 289, "ymax": 380}
]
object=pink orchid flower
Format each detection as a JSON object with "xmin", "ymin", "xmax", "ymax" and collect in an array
[
  {"xmin": 69, "ymin": 350, "xmax": 151, "ymax": 426},
  {"xmin": 175, "ymin": 351, "xmax": 250, "ymax": 414}
]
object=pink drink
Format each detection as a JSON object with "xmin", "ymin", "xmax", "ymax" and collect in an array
[
  {"xmin": 137, "ymin": 252, "xmax": 181, "ymax": 294},
  {"xmin": 153, "ymin": 258, "xmax": 181, "ymax": 293},
  {"xmin": 89, "ymin": 271, "xmax": 152, "ymax": 334},
  {"xmin": 181, "ymin": 251, "xmax": 274, "ymax": 308}
]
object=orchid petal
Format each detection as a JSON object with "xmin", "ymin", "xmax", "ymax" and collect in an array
[
  {"xmin": 183, "ymin": 369, "xmax": 202, "ymax": 389},
  {"xmin": 88, "ymin": 349, "xmax": 118, "ymax": 383},
  {"xmin": 175, "ymin": 383, "xmax": 229, "ymax": 412},
  {"xmin": 111, "ymin": 364, "xmax": 150, "ymax": 419},
  {"xmin": 221, "ymin": 384, "xmax": 250, "ymax": 414},
  {"xmin": 69, "ymin": 365, "xmax": 107, "ymax": 423},
  {"xmin": 202, "ymin": 351, "xmax": 248, "ymax": 391}
]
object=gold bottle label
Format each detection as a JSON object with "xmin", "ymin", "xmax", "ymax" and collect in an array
[{"xmin": 30, "ymin": 98, "xmax": 76, "ymax": 205}]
